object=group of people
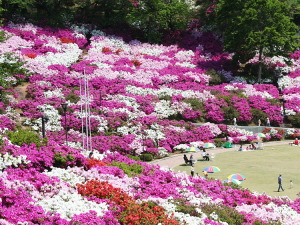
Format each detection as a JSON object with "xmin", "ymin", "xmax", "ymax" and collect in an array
[
  {"xmin": 183, "ymin": 149, "xmax": 210, "ymax": 166},
  {"xmin": 183, "ymin": 154, "xmax": 194, "ymax": 165},
  {"xmin": 238, "ymin": 143, "xmax": 258, "ymax": 151},
  {"xmin": 183, "ymin": 150, "xmax": 211, "ymax": 178}
]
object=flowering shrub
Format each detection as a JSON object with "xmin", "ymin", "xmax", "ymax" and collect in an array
[{"xmin": 77, "ymin": 180, "xmax": 180, "ymax": 225}]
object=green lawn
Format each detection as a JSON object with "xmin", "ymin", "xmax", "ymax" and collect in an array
[{"xmin": 174, "ymin": 145, "xmax": 300, "ymax": 200}]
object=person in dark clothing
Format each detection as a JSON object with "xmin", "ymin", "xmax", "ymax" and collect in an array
[
  {"xmin": 278, "ymin": 174, "xmax": 284, "ymax": 192},
  {"xmin": 183, "ymin": 154, "xmax": 190, "ymax": 165}
]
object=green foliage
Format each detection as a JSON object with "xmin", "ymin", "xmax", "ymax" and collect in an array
[
  {"xmin": 214, "ymin": 138, "xmax": 225, "ymax": 147},
  {"xmin": 0, "ymin": 135, "xmax": 4, "ymax": 146},
  {"xmin": 53, "ymin": 153, "xmax": 75, "ymax": 168},
  {"xmin": 0, "ymin": 53, "xmax": 30, "ymax": 88},
  {"xmin": 65, "ymin": 93, "xmax": 80, "ymax": 104},
  {"xmin": 0, "ymin": 52, "xmax": 30, "ymax": 106},
  {"xmin": 6, "ymin": 128, "xmax": 42, "ymax": 147},
  {"xmin": 250, "ymin": 108, "xmax": 267, "ymax": 125},
  {"xmin": 222, "ymin": 106, "xmax": 239, "ymax": 122},
  {"xmin": 0, "ymin": 30, "xmax": 7, "ymax": 43},
  {"xmin": 110, "ymin": 161, "xmax": 143, "ymax": 177},
  {"xmin": 223, "ymin": 182, "xmax": 242, "ymax": 190},
  {"xmin": 216, "ymin": 0, "xmax": 299, "ymax": 83},
  {"xmin": 182, "ymin": 98, "xmax": 204, "ymax": 111},
  {"xmin": 159, "ymin": 95, "xmax": 172, "ymax": 101},
  {"xmin": 288, "ymin": 113, "xmax": 300, "ymax": 128},
  {"xmin": 239, "ymin": 62, "xmax": 277, "ymax": 83},
  {"xmin": 201, "ymin": 203, "xmax": 245, "ymax": 224},
  {"xmin": 125, "ymin": 154, "xmax": 141, "ymax": 162},
  {"xmin": 173, "ymin": 198, "xmax": 202, "ymax": 217},
  {"xmin": 126, "ymin": 0, "xmax": 193, "ymax": 43},
  {"xmin": 266, "ymin": 98, "xmax": 280, "ymax": 105},
  {"xmin": 74, "ymin": 0, "xmax": 133, "ymax": 28},
  {"xmin": 206, "ymin": 69, "xmax": 223, "ymax": 85},
  {"xmin": 139, "ymin": 153, "xmax": 153, "ymax": 162},
  {"xmin": 1, "ymin": 0, "xmax": 36, "ymax": 21}
]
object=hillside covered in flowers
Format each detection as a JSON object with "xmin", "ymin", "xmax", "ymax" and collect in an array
[{"xmin": 1, "ymin": 21, "xmax": 300, "ymax": 224}]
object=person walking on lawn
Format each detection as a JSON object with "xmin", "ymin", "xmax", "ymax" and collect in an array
[{"xmin": 278, "ymin": 174, "xmax": 284, "ymax": 192}]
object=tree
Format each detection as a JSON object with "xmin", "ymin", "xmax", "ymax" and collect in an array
[
  {"xmin": 126, "ymin": 0, "xmax": 193, "ymax": 43},
  {"xmin": 74, "ymin": 0, "xmax": 134, "ymax": 28},
  {"xmin": 215, "ymin": 0, "xmax": 299, "ymax": 83},
  {"xmin": 1, "ymin": 0, "xmax": 36, "ymax": 19}
]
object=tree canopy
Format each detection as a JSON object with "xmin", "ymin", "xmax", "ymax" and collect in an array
[{"xmin": 215, "ymin": 0, "xmax": 299, "ymax": 83}]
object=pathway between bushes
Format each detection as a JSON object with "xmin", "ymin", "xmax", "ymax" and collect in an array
[{"xmin": 148, "ymin": 140, "xmax": 292, "ymax": 169}]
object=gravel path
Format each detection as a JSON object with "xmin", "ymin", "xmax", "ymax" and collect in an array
[{"xmin": 149, "ymin": 140, "xmax": 292, "ymax": 169}]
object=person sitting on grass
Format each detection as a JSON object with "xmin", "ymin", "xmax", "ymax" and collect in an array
[{"xmin": 289, "ymin": 138, "xmax": 299, "ymax": 146}]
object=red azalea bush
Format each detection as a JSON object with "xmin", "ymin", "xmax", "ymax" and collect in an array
[
  {"xmin": 25, "ymin": 53, "xmax": 37, "ymax": 58},
  {"xmin": 86, "ymin": 158, "xmax": 107, "ymax": 169},
  {"xmin": 77, "ymin": 180, "xmax": 180, "ymax": 225},
  {"xmin": 60, "ymin": 37, "xmax": 75, "ymax": 43}
]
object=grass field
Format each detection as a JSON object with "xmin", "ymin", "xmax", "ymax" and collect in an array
[{"xmin": 174, "ymin": 144, "xmax": 300, "ymax": 200}]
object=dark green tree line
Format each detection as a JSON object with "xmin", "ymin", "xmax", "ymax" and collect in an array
[{"xmin": 0, "ymin": 0, "xmax": 195, "ymax": 43}]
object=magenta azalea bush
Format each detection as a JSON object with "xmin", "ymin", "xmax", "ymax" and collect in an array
[{"xmin": 0, "ymin": 21, "xmax": 300, "ymax": 224}]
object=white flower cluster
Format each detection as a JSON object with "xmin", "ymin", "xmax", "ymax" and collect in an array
[
  {"xmin": 175, "ymin": 49, "xmax": 194, "ymax": 60},
  {"xmin": 266, "ymin": 202, "xmax": 300, "ymax": 223},
  {"xmin": 285, "ymin": 128, "xmax": 296, "ymax": 136},
  {"xmin": 5, "ymin": 106, "xmax": 20, "ymax": 122},
  {"xmin": 158, "ymin": 195, "xmax": 207, "ymax": 225},
  {"xmin": 81, "ymin": 149, "xmax": 106, "ymax": 161},
  {"xmin": 201, "ymin": 122, "xmax": 222, "ymax": 136},
  {"xmin": 117, "ymin": 125, "xmax": 137, "ymax": 136},
  {"xmin": 154, "ymin": 100, "xmax": 178, "ymax": 119},
  {"xmin": 67, "ymin": 141, "xmax": 83, "ymax": 150},
  {"xmin": 44, "ymin": 88, "xmax": 64, "ymax": 98},
  {"xmin": 70, "ymin": 24, "xmax": 90, "ymax": 36},
  {"xmin": 167, "ymin": 125, "xmax": 187, "ymax": 133},
  {"xmin": 33, "ymin": 43, "xmax": 82, "ymax": 67},
  {"xmin": 267, "ymin": 128, "xmax": 278, "ymax": 136},
  {"xmin": 4, "ymin": 76, "xmax": 17, "ymax": 85},
  {"xmin": 0, "ymin": 219, "xmax": 15, "ymax": 225},
  {"xmin": 126, "ymin": 85, "xmax": 214, "ymax": 102},
  {"xmin": 0, "ymin": 153, "xmax": 30, "ymax": 170},
  {"xmin": 175, "ymin": 62, "xmax": 197, "ymax": 68},
  {"xmin": 232, "ymin": 127, "xmax": 253, "ymax": 136},
  {"xmin": 111, "ymin": 94, "xmax": 140, "ymax": 111},
  {"xmin": 90, "ymin": 29, "xmax": 106, "ymax": 37},
  {"xmin": 26, "ymin": 104, "xmax": 62, "ymax": 132},
  {"xmin": 35, "ymin": 190, "xmax": 109, "ymax": 220},
  {"xmin": 243, "ymin": 85, "xmax": 274, "ymax": 99},
  {"xmin": 278, "ymin": 76, "xmax": 293, "ymax": 90},
  {"xmin": 224, "ymin": 85, "xmax": 239, "ymax": 91},
  {"xmin": 157, "ymin": 147, "xmax": 169, "ymax": 157},
  {"xmin": 174, "ymin": 144, "xmax": 190, "ymax": 151},
  {"xmin": 44, "ymin": 167, "xmax": 85, "ymax": 188},
  {"xmin": 146, "ymin": 124, "xmax": 166, "ymax": 140}
]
